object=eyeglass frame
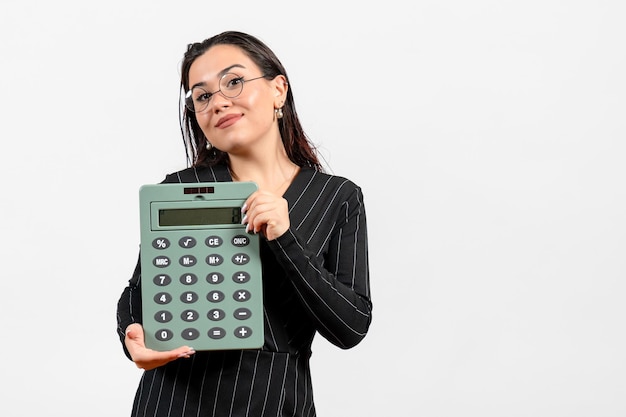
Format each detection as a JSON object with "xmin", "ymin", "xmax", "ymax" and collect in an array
[{"xmin": 184, "ymin": 73, "xmax": 267, "ymax": 113}]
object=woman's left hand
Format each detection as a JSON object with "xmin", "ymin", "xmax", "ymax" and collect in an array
[{"xmin": 242, "ymin": 190, "xmax": 290, "ymax": 241}]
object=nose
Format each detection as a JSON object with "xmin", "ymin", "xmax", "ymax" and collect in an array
[{"xmin": 210, "ymin": 91, "xmax": 231, "ymax": 112}]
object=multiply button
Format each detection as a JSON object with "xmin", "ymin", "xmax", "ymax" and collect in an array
[{"xmin": 233, "ymin": 290, "xmax": 251, "ymax": 301}]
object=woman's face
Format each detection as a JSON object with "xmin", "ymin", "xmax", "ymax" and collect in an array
[{"xmin": 187, "ymin": 44, "xmax": 286, "ymax": 155}]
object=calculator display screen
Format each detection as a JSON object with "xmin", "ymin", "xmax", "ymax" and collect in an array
[{"xmin": 159, "ymin": 207, "xmax": 241, "ymax": 226}]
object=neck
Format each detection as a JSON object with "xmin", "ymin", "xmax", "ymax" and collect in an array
[{"xmin": 228, "ymin": 152, "xmax": 299, "ymax": 194}]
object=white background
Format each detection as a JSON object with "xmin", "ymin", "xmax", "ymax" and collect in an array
[{"xmin": 1, "ymin": 1, "xmax": 625, "ymax": 416}]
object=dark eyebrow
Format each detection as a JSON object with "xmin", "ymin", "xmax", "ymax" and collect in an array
[{"xmin": 190, "ymin": 64, "xmax": 247, "ymax": 90}]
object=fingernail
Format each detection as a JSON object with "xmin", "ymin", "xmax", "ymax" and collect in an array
[
  {"xmin": 241, "ymin": 203, "xmax": 247, "ymax": 213},
  {"xmin": 241, "ymin": 214, "xmax": 247, "ymax": 225}
]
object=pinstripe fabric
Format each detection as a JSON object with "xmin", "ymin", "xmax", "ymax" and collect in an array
[{"xmin": 117, "ymin": 165, "xmax": 372, "ymax": 416}]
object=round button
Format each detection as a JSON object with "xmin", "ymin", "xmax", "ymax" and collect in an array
[
  {"xmin": 232, "ymin": 271, "xmax": 250, "ymax": 283},
  {"xmin": 181, "ymin": 309, "xmax": 199, "ymax": 322},
  {"xmin": 153, "ymin": 274, "xmax": 171, "ymax": 286},
  {"xmin": 234, "ymin": 326, "xmax": 253, "ymax": 339},
  {"xmin": 180, "ymin": 273, "xmax": 198, "ymax": 285},
  {"xmin": 154, "ymin": 310, "xmax": 173, "ymax": 323},
  {"xmin": 208, "ymin": 309, "xmax": 225, "ymax": 321},
  {"xmin": 152, "ymin": 238, "xmax": 170, "ymax": 250},
  {"xmin": 233, "ymin": 308, "xmax": 252, "ymax": 320},
  {"xmin": 155, "ymin": 329, "xmax": 173, "ymax": 341},
  {"xmin": 206, "ymin": 272, "xmax": 224, "ymax": 284},
  {"xmin": 208, "ymin": 327, "xmax": 226, "ymax": 339},
  {"xmin": 231, "ymin": 235, "xmax": 250, "ymax": 247},
  {"xmin": 178, "ymin": 236, "xmax": 196, "ymax": 248},
  {"xmin": 181, "ymin": 328, "xmax": 200, "ymax": 340},
  {"xmin": 206, "ymin": 254, "xmax": 224, "ymax": 266},
  {"xmin": 207, "ymin": 291, "xmax": 225, "ymax": 303},
  {"xmin": 179, "ymin": 255, "xmax": 197, "ymax": 267},
  {"xmin": 153, "ymin": 256, "xmax": 170, "ymax": 268},
  {"xmin": 205, "ymin": 236, "xmax": 223, "ymax": 247},
  {"xmin": 231, "ymin": 253, "xmax": 250, "ymax": 265},
  {"xmin": 233, "ymin": 290, "xmax": 251, "ymax": 302},
  {"xmin": 180, "ymin": 291, "xmax": 198, "ymax": 304},
  {"xmin": 154, "ymin": 292, "xmax": 172, "ymax": 305}
]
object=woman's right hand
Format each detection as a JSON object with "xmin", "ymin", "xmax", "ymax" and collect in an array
[{"xmin": 124, "ymin": 323, "xmax": 196, "ymax": 371}]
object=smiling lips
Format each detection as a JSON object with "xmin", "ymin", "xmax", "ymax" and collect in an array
[{"xmin": 215, "ymin": 114, "xmax": 242, "ymax": 129}]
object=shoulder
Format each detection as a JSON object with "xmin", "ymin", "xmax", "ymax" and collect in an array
[
  {"xmin": 161, "ymin": 164, "xmax": 231, "ymax": 184},
  {"xmin": 301, "ymin": 168, "xmax": 362, "ymax": 192},
  {"xmin": 293, "ymin": 168, "xmax": 365, "ymax": 205}
]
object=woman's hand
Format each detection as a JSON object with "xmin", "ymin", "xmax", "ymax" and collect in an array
[
  {"xmin": 242, "ymin": 190, "xmax": 290, "ymax": 241},
  {"xmin": 124, "ymin": 323, "xmax": 196, "ymax": 371}
]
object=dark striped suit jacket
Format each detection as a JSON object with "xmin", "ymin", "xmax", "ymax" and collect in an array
[{"xmin": 117, "ymin": 164, "xmax": 372, "ymax": 416}]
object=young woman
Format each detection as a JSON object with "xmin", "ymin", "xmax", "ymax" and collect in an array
[{"xmin": 117, "ymin": 31, "xmax": 372, "ymax": 416}]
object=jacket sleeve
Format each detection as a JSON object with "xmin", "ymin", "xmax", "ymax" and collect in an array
[
  {"xmin": 116, "ymin": 254, "xmax": 143, "ymax": 360},
  {"xmin": 267, "ymin": 185, "xmax": 372, "ymax": 349}
]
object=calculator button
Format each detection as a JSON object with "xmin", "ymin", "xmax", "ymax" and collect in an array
[
  {"xmin": 205, "ymin": 236, "xmax": 223, "ymax": 247},
  {"xmin": 232, "ymin": 271, "xmax": 250, "ymax": 283},
  {"xmin": 232, "ymin": 253, "xmax": 250, "ymax": 265},
  {"xmin": 231, "ymin": 235, "xmax": 250, "ymax": 247},
  {"xmin": 179, "ymin": 255, "xmax": 197, "ymax": 267},
  {"xmin": 208, "ymin": 327, "xmax": 226, "ymax": 339},
  {"xmin": 207, "ymin": 309, "xmax": 225, "ymax": 321},
  {"xmin": 207, "ymin": 290, "xmax": 225, "ymax": 303},
  {"xmin": 206, "ymin": 272, "xmax": 224, "ymax": 284},
  {"xmin": 206, "ymin": 254, "xmax": 224, "ymax": 266},
  {"xmin": 152, "ymin": 238, "xmax": 170, "ymax": 249},
  {"xmin": 154, "ymin": 292, "xmax": 172, "ymax": 304},
  {"xmin": 155, "ymin": 329, "xmax": 174, "ymax": 341},
  {"xmin": 233, "ymin": 290, "xmax": 251, "ymax": 302},
  {"xmin": 234, "ymin": 326, "xmax": 253, "ymax": 338},
  {"xmin": 181, "ymin": 328, "xmax": 200, "ymax": 341},
  {"xmin": 154, "ymin": 310, "xmax": 173, "ymax": 323},
  {"xmin": 180, "ymin": 273, "xmax": 198, "ymax": 285},
  {"xmin": 179, "ymin": 236, "xmax": 197, "ymax": 248},
  {"xmin": 181, "ymin": 309, "xmax": 199, "ymax": 322},
  {"xmin": 180, "ymin": 291, "xmax": 198, "ymax": 303},
  {"xmin": 153, "ymin": 256, "xmax": 170, "ymax": 268},
  {"xmin": 153, "ymin": 274, "xmax": 171, "ymax": 286},
  {"xmin": 233, "ymin": 308, "xmax": 252, "ymax": 320}
]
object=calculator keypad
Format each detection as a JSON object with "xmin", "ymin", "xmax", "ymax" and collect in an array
[{"xmin": 141, "ymin": 230, "xmax": 263, "ymax": 351}]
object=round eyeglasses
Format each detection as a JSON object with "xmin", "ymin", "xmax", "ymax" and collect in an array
[{"xmin": 185, "ymin": 73, "xmax": 266, "ymax": 113}]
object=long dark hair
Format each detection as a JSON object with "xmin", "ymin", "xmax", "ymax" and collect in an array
[{"xmin": 179, "ymin": 31, "xmax": 322, "ymax": 171}]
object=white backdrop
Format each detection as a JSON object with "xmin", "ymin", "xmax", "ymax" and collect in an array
[{"xmin": 1, "ymin": 1, "xmax": 625, "ymax": 416}]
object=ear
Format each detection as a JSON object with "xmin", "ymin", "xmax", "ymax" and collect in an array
[{"xmin": 272, "ymin": 75, "xmax": 289, "ymax": 107}]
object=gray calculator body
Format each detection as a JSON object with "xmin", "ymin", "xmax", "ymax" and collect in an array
[{"xmin": 139, "ymin": 182, "xmax": 263, "ymax": 351}]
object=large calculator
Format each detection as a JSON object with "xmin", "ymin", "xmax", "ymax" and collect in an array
[{"xmin": 139, "ymin": 182, "xmax": 264, "ymax": 352}]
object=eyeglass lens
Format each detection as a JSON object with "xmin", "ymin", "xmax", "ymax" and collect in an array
[{"xmin": 185, "ymin": 73, "xmax": 246, "ymax": 113}]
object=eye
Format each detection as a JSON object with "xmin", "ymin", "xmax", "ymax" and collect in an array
[
  {"xmin": 195, "ymin": 89, "xmax": 213, "ymax": 103},
  {"xmin": 224, "ymin": 76, "xmax": 244, "ymax": 90}
]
